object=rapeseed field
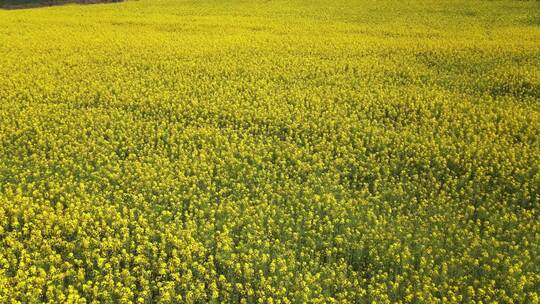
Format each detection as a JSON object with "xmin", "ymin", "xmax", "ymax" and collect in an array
[{"xmin": 0, "ymin": 0, "xmax": 539, "ymax": 302}]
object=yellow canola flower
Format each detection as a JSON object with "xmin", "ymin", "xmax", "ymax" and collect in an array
[{"xmin": 0, "ymin": 0, "xmax": 539, "ymax": 303}]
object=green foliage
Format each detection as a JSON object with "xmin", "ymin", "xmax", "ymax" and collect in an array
[{"xmin": 0, "ymin": 0, "xmax": 539, "ymax": 302}]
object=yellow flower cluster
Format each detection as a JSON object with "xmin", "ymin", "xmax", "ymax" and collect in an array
[{"xmin": 0, "ymin": 0, "xmax": 539, "ymax": 303}]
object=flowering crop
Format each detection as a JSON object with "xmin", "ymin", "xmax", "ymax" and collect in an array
[{"xmin": 0, "ymin": 0, "xmax": 539, "ymax": 303}]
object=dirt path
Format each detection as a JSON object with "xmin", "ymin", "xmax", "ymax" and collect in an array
[{"xmin": 1, "ymin": 0, "xmax": 122, "ymax": 9}]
